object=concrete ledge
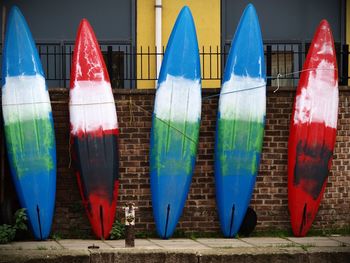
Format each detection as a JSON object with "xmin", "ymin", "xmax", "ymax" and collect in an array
[
  {"xmin": 0, "ymin": 250, "xmax": 90, "ymax": 263},
  {"xmin": 1, "ymin": 246, "xmax": 350, "ymax": 263},
  {"xmin": 1, "ymin": 237, "xmax": 349, "ymax": 263}
]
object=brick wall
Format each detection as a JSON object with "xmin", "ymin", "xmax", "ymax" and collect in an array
[{"xmin": 1, "ymin": 87, "xmax": 349, "ymax": 238}]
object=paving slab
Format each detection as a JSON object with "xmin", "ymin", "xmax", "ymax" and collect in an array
[
  {"xmin": 8, "ymin": 241, "xmax": 62, "ymax": 250},
  {"xmin": 0, "ymin": 244, "xmax": 14, "ymax": 250},
  {"xmin": 103, "ymin": 240, "xmax": 124, "ymax": 248},
  {"xmin": 148, "ymin": 238, "xmax": 210, "ymax": 249},
  {"xmin": 57, "ymin": 239, "xmax": 112, "ymax": 250},
  {"xmin": 135, "ymin": 239, "xmax": 163, "ymax": 249},
  {"xmin": 196, "ymin": 238, "xmax": 253, "ymax": 248},
  {"xmin": 104, "ymin": 239, "xmax": 162, "ymax": 249},
  {"xmin": 240, "ymin": 237, "xmax": 294, "ymax": 247},
  {"xmin": 329, "ymin": 236, "xmax": 350, "ymax": 246},
  {"xmin": 0, "ymin": 249, "xmax": 90, "ymax": 263},
  {"xmin": 287, "ymin": 236, "xmax": 342, "ymax": 247}
]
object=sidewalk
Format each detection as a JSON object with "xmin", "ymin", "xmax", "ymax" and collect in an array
[{"xmin": 0, "ymin": 236, "xmax": 349, "ymax": 263}]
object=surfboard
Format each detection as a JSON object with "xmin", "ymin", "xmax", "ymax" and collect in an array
[
  {"xmin": 150, "ymin": 6, "xmax": 201, "ymax": 239},
  {"xmin": 214, "ymin": 4, "xmax": 266, "ymax": 238},
  {"xmin": 69, "ymin": 19, "xmax": 119, "ymax": 239},
  {"xmin": 1, "ymin": 6, "xmax": 56, "ymax": 240},
  {"xmin": 288, "ymin": 20, "xmax": 338, "ymax": 237}
]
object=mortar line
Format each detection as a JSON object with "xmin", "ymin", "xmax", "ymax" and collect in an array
[
  {"xmin": 283, "ymin": 237, "xmax": 301, "ymax": 247},
  {"xmin": 101, "ymin": 239, "xmax": 114, "ymax": 248},
  {"xmin": 283, "ymin": 238, "xmax": 315, "ymax": 249},
  {"xmin": 189, "ymin": 239, "xmax": 211, "ymax": 249},
  {"xmin": 325, "ymin": 236, "xmax": 346, "ymax": 246},
  {"xmin": 54, "ymin": 240, "xmax": 65, "ymax": 249},
  {"xmin": 146, "ymin": 238, "xmax": 164, "ymax": 248},
  {"xmin": 238, "ymin": 237, "xmax": 257, "ymax": 247},
  {"xmin": 192, "ymin": 239, "xmax": 212, "ymax": 249}
]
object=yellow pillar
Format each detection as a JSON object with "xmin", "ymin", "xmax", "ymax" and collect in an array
[{"xmin": 137, "ymin": 0, "xmax": 221, "ymax": 89}]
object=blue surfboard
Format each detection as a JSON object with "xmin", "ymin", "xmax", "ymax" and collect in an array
[
  {"xmin": 2, "ymin": 6, "xmax": 56, "ymax": 240},
  {"xmin": 150, "ymin": 6, "xmax": 201, "ymax": 239},
  {"xmin": 215, "ymin": 4, "xmax": 266, "ymax": 237}
]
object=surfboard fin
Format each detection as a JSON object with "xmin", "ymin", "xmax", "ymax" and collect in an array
[
  {"xmin": 36, "ymin": 205, "xmax": 43, "ymax": 240},
  {"xmin": 99, "ymin": 205, "xmax": 104, "ymax": 240},
  {"xmin": 299, "ymin": 203, "xmax": 307, "ymax": 236},
  {"xmin": 229, "ymin": 204, "xmax": 235, "ymax": 237},
  {"xmin": 164, "ymin": 204, "xmax": 171, "ymax": 239}
]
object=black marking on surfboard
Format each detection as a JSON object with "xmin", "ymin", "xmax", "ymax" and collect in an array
[
  {"xmin": 73, "ymin": 133, "xmax": 119, "ymax": 206},
  {"xmin": 294, "ymin": 141, "xmax": 332, "ymax": 199}
]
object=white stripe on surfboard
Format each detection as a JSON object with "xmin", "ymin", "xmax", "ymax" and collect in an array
[
  {"xmin": 154, "ymin": 75, "xmax": 201, "ymax": 123},
  {"xmin": 293, "ymin": 59, "xmax": 338, "ymax": 128},
  {"xmin": 69, "ymin": 80, "xmax": 118, "ymax": 134},
  {"xmin": 2, "ymin": 75, "xmax": 52, "ymax": 124},
  {"xmin": 219, "ymin": 74, "xmax": 266, "ymax": 123}
]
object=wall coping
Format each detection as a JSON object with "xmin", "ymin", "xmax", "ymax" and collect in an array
[{"xmin": 47, "ymin": 86, "xmax": 350, "ymax": 96}]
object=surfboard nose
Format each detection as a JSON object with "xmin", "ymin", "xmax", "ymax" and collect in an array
[
  {"xmin": 8, "ymin": 5, "xmax": 22, "ymax": 20},
  {"xmin": 3, "ymin": 6, "xmax": 44, "ymax": 82},
  {"xmin": 77, "ymin": 18, "xmax": 94, "ymax": 37},
  {"xmin": 243, "ymin": 3, "xmax": 258, "ymax": 16},
  {"xmin": 178, "ymin": 6, "xmax": 192, "ymax": 19},
  {"xmin": 319, "ymin": 19, "xmax": 330, "ymax": 29},
  {"xmin": 158, "ymin": 6, "xmax": 200, "ymax": 82},
  {"xmin": 240, "ymin": 3, "xmax": 260, "ymax": 32}
]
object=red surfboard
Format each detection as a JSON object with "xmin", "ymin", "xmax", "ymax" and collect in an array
[
  {"xmin": 69, "ymin": 19, "xmax": 119, "ymax": 239},
  {"xmin": 288, "ymin": 20, "xmax": 338, "ymax": 237}
]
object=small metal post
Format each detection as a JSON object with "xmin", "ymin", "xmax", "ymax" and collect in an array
[{"xmin": 124, "ymin": 202, "xmax": 137, "ymax": 247}]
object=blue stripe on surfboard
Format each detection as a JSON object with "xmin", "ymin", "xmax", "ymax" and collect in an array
[
  {"xmin": 158, "ymin": 6, "xmax": 200, "ymax": 83},
  {"xmin": 2, "ymin": 6, "xmax": 45, "ymax": 85},
  {"xmin": 8, "ymin": 154, "xmax": 56, "ymax": 239},
  {"xmin": 215, "ymin": 152, "xmax": 260, "ymax": 237},
  {"xmin": 222, "ymin": 3, "xmax": 265, "ymax": 81},
  {"xmin": 151, "ymin": 174, "xmax": 194, "ymax": 239}
]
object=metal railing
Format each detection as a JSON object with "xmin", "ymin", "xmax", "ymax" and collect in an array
[{"xmin": 0, "ymin": 42, "xmax": 348, "ymax": 88}]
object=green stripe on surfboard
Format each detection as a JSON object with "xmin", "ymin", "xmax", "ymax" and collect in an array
[
  {"xmin": 151, "ymin": 116, "xmax": 200, "ymax": 176},
  {"xmin": 216, "ymin": 118, "xmax": 264, "ymax": 175},
  {"xmin": 4, "ymin": 118, "xmax": 55, "ymax": 177}
]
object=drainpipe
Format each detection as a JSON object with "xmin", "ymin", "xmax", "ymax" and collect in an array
[{"xmin": 155, "ymin": 0, "xmax": 162, "ymax": 88}]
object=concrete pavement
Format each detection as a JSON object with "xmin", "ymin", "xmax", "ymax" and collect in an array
[{"xmin": 0, "ymin": 236, "xmax": 349, "ymax": 262}]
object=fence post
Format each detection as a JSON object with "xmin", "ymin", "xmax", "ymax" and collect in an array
[
  {"xmin": 107, "ymin": 46, "xmax": 113, "ymax": 81},
  {"xmin": 341, "ymin": 44, "xmax": 349, "ymax": 86},
  {"xmin": 266, "ymin": 45, "xmax": 272, "ymax": 86},
  {"xmin": 62, "ymin": 44, "xmax": 66, "ymax": 88}
]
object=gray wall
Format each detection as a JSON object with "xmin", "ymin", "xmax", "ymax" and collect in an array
[
  {"xmin": 1, "ymin": 0, "xmax": 135, "ymax": 42},
  {"xmin": 222, "ymin": 0, "xmax": 344, "ymax": 44}
]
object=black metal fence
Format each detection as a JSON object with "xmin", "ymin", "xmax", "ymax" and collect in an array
[{"xmin": 0, "ymin": 42, "xmax": 348, "ymax": 88}]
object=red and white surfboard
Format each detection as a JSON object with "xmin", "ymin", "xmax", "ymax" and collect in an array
[
  {"xmin": 288, "ymin": 20, "xmax": 338, "ymax": 237},
  {"xmin": 69, "ymin": 19, "xmax": 119, "ymax": 239}
]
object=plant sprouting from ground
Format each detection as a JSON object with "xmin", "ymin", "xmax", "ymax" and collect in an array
[
  {"xmin": 110, "ymin": 220, "xmax": 125, "ymax": 240},
  {"xmin": 0, "ymin": 208, "xmax": 27, "ymax": 244}
]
